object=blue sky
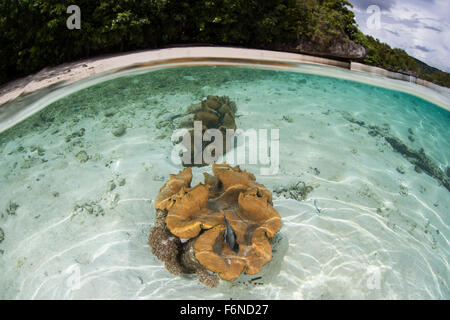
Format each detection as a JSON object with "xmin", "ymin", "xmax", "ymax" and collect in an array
[{"xmin": 349, "ymin": 0, "xmax": 450, "ymax": 72}]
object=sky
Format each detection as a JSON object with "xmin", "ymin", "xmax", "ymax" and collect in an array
[{"xmin": 348, "ymin": 0, "xmax": 450, "ymax": 72}]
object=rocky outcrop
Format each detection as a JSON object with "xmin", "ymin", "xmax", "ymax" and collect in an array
[{"xmin": 294, "ymin": 39, "xmax": 366, "ymax": 59}]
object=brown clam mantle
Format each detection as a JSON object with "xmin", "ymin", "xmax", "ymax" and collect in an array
[
  {"xmin": 148, "ymin": 163, "xmax": 282, "ymax": 287},
  {"xmin": 175, "ymin": 95, "xmax": 238, "ymax": 167}
]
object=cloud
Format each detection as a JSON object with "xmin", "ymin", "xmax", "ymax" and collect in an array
[
  {"xmin": 386, "ymin": 29, "xmax": 399, "ymax": 36},
  {"xmin": 414, "ymin": 45, "xmax": 432, "ymax": 52},
  {"xmin": 423, "ymin": 25, "xmax": 442, "ymax": 32},
  {"xmin": 348, "ymin": 0, "xmax": 450, "ymax": 72},
  {"xmin": 351, "ymin": 0, "xmax": 396, "ymax": 11}
]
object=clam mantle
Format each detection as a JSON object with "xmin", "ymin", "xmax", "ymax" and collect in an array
[{"xmin": 148, "ymin": 163, "xmax": 282, "ymax": 287}]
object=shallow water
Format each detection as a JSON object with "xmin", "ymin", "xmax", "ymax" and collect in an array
[{"xmin": 0, "ymin": 66, "xmax": 449, "ymax": 299}]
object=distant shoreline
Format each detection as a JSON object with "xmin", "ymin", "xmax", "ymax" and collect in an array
[{"xmin": 0, "ymin": 46, "xmax": 448, "ymax": 113}]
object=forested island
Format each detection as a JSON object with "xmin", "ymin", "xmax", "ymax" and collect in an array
[{"xmin": 1, "ymin": 0, "xmax": 449, "ymax": 87}]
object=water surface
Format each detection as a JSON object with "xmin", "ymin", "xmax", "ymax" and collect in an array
[{"xmin": 0, "ymin": 66, "xmax": 449, "ymax": 299}]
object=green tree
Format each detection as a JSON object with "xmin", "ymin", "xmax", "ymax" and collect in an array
[{"xmin": 0, "ymin": 0, "xmax": 448, "ymax": 87}]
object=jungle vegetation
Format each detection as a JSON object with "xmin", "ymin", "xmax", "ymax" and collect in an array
[{"xmin": 0, "ymin": 0, "xmax": 448, "ymax": 87}]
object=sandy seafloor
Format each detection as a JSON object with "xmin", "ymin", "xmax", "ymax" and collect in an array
[{"xmin": 0, "ymin": 66, "xmax": 449, "ymax": 299}]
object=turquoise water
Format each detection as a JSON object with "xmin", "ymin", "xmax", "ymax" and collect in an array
[{"xmin": 0, "ymin": 66, "xmax": 449, "ymax": 299}]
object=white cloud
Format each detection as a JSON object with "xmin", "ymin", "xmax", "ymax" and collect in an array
[{"xmin": 349, "ymin": 0, "xmax": 450, "ymax": 72}]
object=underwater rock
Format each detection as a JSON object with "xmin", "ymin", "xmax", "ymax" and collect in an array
[
  {"xmin": 0, "ymin": 227, "xmax": 4, "ymax": 243},
  {"xmin": 396, "ymin": 166, "xmax": 406, "ymax": 174},
  {"xmin": 75, "ymin": 150, "xmax": 89, "ymax": 163},
  {"xmin": 173, "ymin": 96, "xmax": 238, "ymax": 167},
  {"xmin": 399, "ymin": 185, "xmax": 409, "ymax": 196},
  {"xmin": 92, "ymin": 153, "xmax": 102, "ymax": 161},
  {"xmin": 6, "ymin": 201, "xmax": 19, "ymax": 216},
  {"xmin": 107, "ymin": 181, "xmax": 116, "ymax": 192},
  {"xmin": 104, "ymin": 110, "xmax": 115, "ymax": 117},
  {"xmin": 20, "ymin": 157, "xmax": 44, "ymax": 169},
  {"xmin": 282, "ymin": 115, "xmax": 293, "ymax": 123},
  {"xmin": 30, "ymin": 145, "xmax": 45, "ymax": 156},
  {"xmin": 112, "ymin": 124, "xmax": 126, "ymax": 137},
  {"xmin": 65, "ymin": 128, "xmax": 85, "ymax": 143},
  {"xmin": 273, "ymin": 181, "xmax": 314, "ymax": 201},
  {"xmin": 341, "ymin": 112, "xmax": 450, "ymax": 192},
  {"xmin": 384, "ymin": 138, "xmax": 450, "ymax": 191},
  {"xmin": 73, "ymin": 201, "xmax": 105, "ymax": 217},
  {"xmin": 148, "ymin": 164, "xmax": 282, "ymax": 287},
  {"xmin": 118, "ymin": 178, "xmax": 126, "ymax": 186}
]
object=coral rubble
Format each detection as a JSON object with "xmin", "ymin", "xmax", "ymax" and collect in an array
[
  {"xmin": 341, "ymin": 111, "xmax": 450, "ymax": 192},
  {"xmin": 273, "ymin": 181, "xmax": 314, "ymax": 201},
  {"xmin": 148, "ymin": 164, "xmax": 282, "ymax": 287}
]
